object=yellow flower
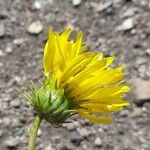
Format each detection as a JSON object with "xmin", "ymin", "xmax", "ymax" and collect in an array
[{"xmin": 43, "ymin": 28, "xmax": 130, "ymax": 124}]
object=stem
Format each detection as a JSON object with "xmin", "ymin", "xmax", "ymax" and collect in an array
[{"xmin": 28, "ymin": 116, "xmax": 42, "ymax": 150}]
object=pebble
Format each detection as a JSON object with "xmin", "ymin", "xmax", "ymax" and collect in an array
[
  {"xmin": 13, "ymin": 75, "xmax": 22, "ymax": 84},
  {"xmin": 117, "ymin": 18, "xmax": 134, "ymax": 31},
  {"xmin": 5, "ymin": 45, "xmax": 12, "ymax": 53},
  {"xmin": 0, "ymin": 130, "xmax": 3, "ymax": 138},
  {"xmin": 132, "ymin": 78, "xmax": 150, "ymax": 100},
  {"xmin": 5, "ymin": 137, "xmax": 19, "ymax": 148},
  {"xmin": 143, "ymin": 24, "xmax": 150, "ymax": 36},
  {"xmin": 44, "ymin": 144, "xmax": 54, "ymax": 150},
  {"xmin": 0, "ymin": 49, "xmax": 5, "ymax": 57},
  {"xmin": 13, "ymin": 38, "xmax": 25, "ymax": 45},
  {"xmin": 10, "ymin": 100, "xmax": 21, "ymax": 108},
  {"xmin": 27, "ymin": 21, "xmax": 43, "ymax": 35},
  {"xmin": 146, "ymin": 48, "xmax": 150, "ymax": 55},
  {"xmin": 33, "ymin": 1, "xmax": 42, "ymax": 10},
  {"xmin": 97, "ymin": 1, "xmax": 113, "ymax": 12},
  {"xmin": 131, "ymin": 107, "xmax": 142, "ymax": 117},
  {"xmin": 72, "ymin": 0, "xmax": 82, "ymax": 7},
  {"xmin": 0, "ymin": 23, "xmax": 5, "ymax": 37},
  {"xmin": 94, "ymin": 137, "xmax": 102, "ymax": 147},
  {"xmin": 57, "ymin": 143, "xmax": 72, "ymax": 150},
  {"xmin": 138, "ymin": 65, "xmax": 147, "ymax": 78},
  {"xmin": 12, "ymin": 118, "xmax": 22, "ymax": 127},
  {"xmin": 135, "ymin": 57, "xmax": 147, "ymax": 66},
  {"xmin": 38, "ymin": 129, "xmax": 42, "ymax": 136},
  {"xmin": 119, "ymin": 109, "xmax": 129, "ymax": 117},
  {"xmin": 77, "ymin": 128, "xmax": 90, "ymax": 138},
  {"xmin": 71, "ymin": 135, "xmax": 82, "ymax": 146},
  {"xmin": 63, "ymin": 121, "xmax": 78, "ymax": 131},
  {"xmin": 121, "ymin": 7, "xmax": 138, "ymax": 18},
  {"xmin": 2, "ymin": 117, "xmax": 12, "ymax": 126}
]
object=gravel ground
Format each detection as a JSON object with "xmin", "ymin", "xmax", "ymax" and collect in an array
[{"xmin": 0, "ymin": 0, "xmax": 150, "ymax": 150}]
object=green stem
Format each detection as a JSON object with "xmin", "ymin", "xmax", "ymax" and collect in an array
[{"xmin": 28, "ymin": 116, "xmax": 42, "ymax": 150}]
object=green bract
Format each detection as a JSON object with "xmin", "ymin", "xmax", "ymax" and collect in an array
[{"xmin": 23, "ymin": 77, "xmax": 77, "ymax": 127}]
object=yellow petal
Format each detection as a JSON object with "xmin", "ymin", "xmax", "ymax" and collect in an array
[{"xmin": 78, "ymin": 111, "xmax": 112, "ymax": 124}]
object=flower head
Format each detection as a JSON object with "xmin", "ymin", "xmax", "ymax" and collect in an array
[{"xmin": 24, "ymin": 28, "xmax": 130, "ymax": 126}]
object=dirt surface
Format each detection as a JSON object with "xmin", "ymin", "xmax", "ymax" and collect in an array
[{"xmin": 0, "ymin": 0, "xmax": 150, "ymax": 150}]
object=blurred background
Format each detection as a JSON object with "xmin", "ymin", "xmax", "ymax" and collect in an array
[{"xmin": 0, "ymin": 0, "xmax": 150, "ymax": 150}]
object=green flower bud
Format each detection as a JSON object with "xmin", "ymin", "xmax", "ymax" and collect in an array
[{"xmin": 23, "ymin": 78, "xmax": 77, "ymax": 127}]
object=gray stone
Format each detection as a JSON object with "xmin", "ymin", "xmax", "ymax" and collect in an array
[
  {"xmin": 5, "ymin": 138, "xmax": 19, "ymax": 148},
  {"xmin": 5, "ymin": 45, "xmax": 12, "ymax": 53},
  {"xmin": 94, "ymin": 137, "xmax": 102, "ymax": 147},
  {"xmin": 37, "ymin": 129, "xmax": 42, "ymax": 136},
  {"xmin": 57, "ymin": 143, "xmax": 72, "ymax": 150},
  {"xmin": 0, "ymin": 23, "xmax": 5, "ymax": 37},
  {"xmin": 122, "ymin": 7, "xmax": 138, "ymax": 18},
  {"xmin": 78, "ymin": 128, "xmax": 90, "ymax": 138},
  {"xmin": 72, "ymin": 0, "xmax": 82, "ymax": 6},
  {"xmin": 13, "ymin": 38, "xmax": 25, "ymax": 45},
  {"xmin": 119, "ymin": 109, "xmax": 129, "ymax": 117},
  {"xmin": 2, "ymin": 117, "xmax": 12, "ymax": 126},
  {"xmin": 33, "ymin": 1, "xmax": 42, "ymax": 10},
  {"xmin": 27, "ymin": 21, "xmax": 43, "ymax": 35},
  {"xmin": 0, "ymin": 49, "xmax": 5, "ymax": 57},
  {"xmin": 63, "ymin": 121, "xmax": 78, "ymax": 131},
  {"xmin": 0, "ymin": 130, "xmax": 3, "ymax": 138},
  {"xmin": 117, "ymin": 18, "xmax": 134, "ymax": 31},
  {"xmin": 71, "ymin": 134, "xmax": 82, "ymax": 146},
  {"xmin": 146, "ymin": 49, "xmax": 150, "ymax": 55},
  {"xmin": 10, "ymin": 100, "xmax": 20, "ymax": 108},
  {"xmin": 131, "ymin": 107, "xmax": 142, "ymax": 117},
  {"xmin": 97, "ymin": 1, "xmax": 113, "ymax": 12},
  {"xmin": 13, "ymin": 76, "xmax": 22, "ymax": 84},
  {"xmin": 132, "ymin": 78, "xmax": 150, "ymax": 100},
  {"xmin": 143, "ymin": 24, "xmax": 150, "ymax": 36},
  {"xmin": 138, "ymin": 65, "xmax": 146, "ymax": 78},
  {"xmin": 44, "ymin": 144, "xmax": 55, "ymax": 150}
]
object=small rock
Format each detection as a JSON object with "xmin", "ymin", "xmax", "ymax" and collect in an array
[
  {"xmin": 63, "ymin": 121, "xmax": 78, "ymax": 131},
  {"xmin": 5, "ymin": 137, "xmax": 19, "ymax": 148},
  {"xmin": 0, "ymin": 49, "xmax": 5, "ymax": 57},
  {"xmin": 27, "ymin": 21, "xmax": 43, "ymax": 35},
  {"xmin": 72, "ymin": 0, "xmax": 82, "ymax": 6},
  {"xmin": 117, "ymin": 18, "xmax": 134, "ymax": 31},
  {"xmin": 12, "ymin": 118, "xmax": 22, "ymax": 127},
  {"xmin": 135, "ymin": 57, "xmax": 147, "ymax": 66},
  {"xmin": 10, "ymin": 100, "xmax": 20, "ymax": 108},
  {"xmin": 33, "ymin": 1, "xmax": 42, "ymax": 10},
  {"xmin": 119, "ymin": 109, "xmax": 129, "ymax": 117},
  {"xmin": 13, "ymin": 38, "xmax": 25, "ymax": 45},
  {"xmin": 71, "ymin": 135, "xmax": 82, "ymax": 146},
  {"xmin": 78, "ymin": 128, "xmax": 90, "ymax": 138},
  {"xmin": 97, "ymin": 1, "xmax": 113, "ymax": 12},
  {"xmin": 94, "ymin": 137, "xmax": 102, "ymax": 147},
  {"xmin": 132, "ymin": 78, "xmax": 150, "ymax": 100},
  {"xmin": 146, "ymin": 49, "xmax": 150, "ymax": 55},
  {"xmin": 2, "ymin": 117, "xmax": 12, "ymax": 126},
  {"xmin": 48, "ymin": 0, "xmax": 54, "ymax": 5},
  {"xmin": 0, "ymin": 23, "xmax": 5, "ymax": 37},
  {"xmin": 57, "ymin": 143, "xmax": 72, "ymax": 150},
  {"xmin": 143, "ymin": 23, "xmax": 150, "ymax": 36},
  {"xmin": 113, "ymin": 0, "xmax": 123, "ymax": 7},
  {"xmin": 121, "ymin": 7, "xmax": 138, "ymax": 18},
  {"xmin": 44, "ymin": 144, "xmax": 54, "ymax": 150},
  {"xmin": 38, "ymin": 129, "xmax": 42, "ymax": 136},
  {"xmin": 5, "ymin": 45, "xmax": 12, "ymax": 53},
  {"xmin": 138, "ymin": 65, "xmax": 147, "ymax": 78},
  {"xmin": 13, "ymin": 76, "xmax": 22, "ymax": 84},
  {"xmin": 131, "ymin": 107, "xmax": 142, "ymax": 117},
  {"xmin": 0, "ymin": 130, "xmax": 3, "ymax": 138}
]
